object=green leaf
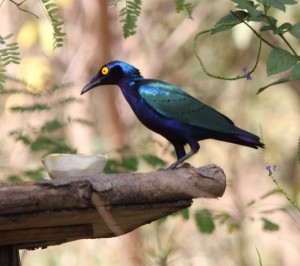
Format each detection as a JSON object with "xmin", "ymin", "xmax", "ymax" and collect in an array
[
  {"xmin": 259, "ymin": 15, "xmax": 279, "ymax": 32},
  {"xmin": 175, "ymin": 0, "xmax": 193, "ymax": 19},
  {"xmin": 211, "ymin": 11, "xmax": 249, "ymax": 34},
  {"xmin": 259, "ymin": 188, "xmax": 281, "ymax": 200},
  {"xmin": 10, "ymin": 131, "xmax": 32, "ymax": 145},
  {"xmin": 30, "ymin": 137, "xmax": 55, "ymax": 151},
  {"xmin": 6, "ymin": 46, "xmax": 19, "ymax": 51},
  {"xmin": 232, "ymin": 0, "xmax": 262, "ymax": 18},
  {"xmin": 25, "ymin": 168, "xmax": 45, "ymax": 180},
  {"xmin": 170, "ymin": 208, "xmax": 190, "ymax": 220},
  {"xmin": 261, "ymin": 218, "xmax": 280, "ymax": 231},
  {"xmin": 256, "ymin": 77, "xmax": 289, "ymax": 94},
  {"xmin": 246, "ymin": 199, "xmax": 256, "ymax": 207},
  {"xmin": 109, "ymin": 0, "xmax": 122, "ymax": 5},
  {"xmin": 260, "ymin": 25, "xmax": 274, "ymax": 32},
  {"xmin": 266, "ymin": 48, "xmax": 298, "ymax": 76},
  {"xmin": 45, "ymin": 3, "xmax": 57, "ymax": 9},
  {"xmin": 70, "ymin": 118, "xmax": 94, "ymax": 127},
  {"xmin": 42, "ymin": 119, "xmax": 64, "ymax": 132},
  {"xmin": 269, "ymin": 0, "xmax": 286, "ymax": 11},
  {"xmin": 104, "ymin": 157, "xmax": 137, "ymax": 173},
  {"xmin": 119, "ymin": 0, "xmax": 142, "ymax": 38},
  {"xmin": 54, "ymin": 97, "xmax": 78, "ymax": 106},
  {"xmin": 9, "ymin": 52, "xmax": 20, "ymax": 56},
  {"xmin": 141, "ymin": 154, "xmax": 167, "ymax": 167},
  {"xmin": 217, "ymin": 212, "xmax": 240, "ymax": 232},
  {"xmin": 40, "ymin": 0, "xmax": 65, "ymax": 49},
  {"xmin": 3, "ymin": 33, "xmax": 14, "ymax": 40},
  {"xmin": 0, "ymin": 48, "xmax": 9, "ymax": 53},
  {"xmin": 259, "ymin": 207, "xmax": 287, "ymax": 214},
  {"xmin": 121, "ymin": 156, "xmax": 138, "ymax": 171},
  {"xmin": 194, "ymin": 209, "xmax": 215, "ymax": 234},
  {"xmin": 7, "ymin": 42, "xmax": 18, "ymax": 47},
  {"xmin": 281, "ymin": 0, "xmax": 297, "ymax": 3},
  {"xmin": 103, "ymin": 159, "xmax": 119, "ymax": 173},
  {"xmin": 10, "ymin": 104, "xmax": 50, "ymax": 112},
  {"xmin": 277, "ymin": 22, "xmax": 292, "ymax": 33},
  {"xmin": 256, "ymin": 0, "xmax": 270, "ymax": 5},
  {"xmin": 290, "ymin": 63, "xmax": 300, "ymax": 80},
  {"xmin": 289, "ymin": 23, "xmax": 300, "ymax": 39},
  {"xmin": 228, "ymin": 222, "xmax": 240, "ymax": 233},
  {"xmin": 269, "ymin": 0, "xmax": 297, "ymax": 11},
  {"xmin": 218, "ymin": 212, "xmax": 231, "ymax": 224},
  {"xmin": 181, "ymin": 208, "xmax": 190, "ymax": 220},
  {"xmin": 7, "ymin": 175, "xmax": 23, "ymax": 183}
]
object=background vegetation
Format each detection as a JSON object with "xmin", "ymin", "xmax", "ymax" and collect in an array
[{"xmin": 0, "ymin": 0, "xmax": 299, "ymax": 265}]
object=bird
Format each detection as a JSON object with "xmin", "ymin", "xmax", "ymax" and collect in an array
[{"xmin": 81, "ymin": 61, "xmax": 264, "ymax": 169}]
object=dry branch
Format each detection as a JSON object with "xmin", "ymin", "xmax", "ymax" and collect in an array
[{"xmin": 0, "ymin": 164, "xmax": 226, "ymax": 250}]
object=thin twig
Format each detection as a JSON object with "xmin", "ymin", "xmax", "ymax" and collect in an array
[
  {"xmin": 259, "ymin": 7, "xmax": 298, "ymax": 56},
  {"xmin": 9, "ymin": 0, "xmax": 39, "ymax": 19},
  {"xmin": 230, "ymin": 10, "xmax": 276, "ymax": 49},
  {"xmin": 256, "ymin": 248, "xmax": 263, "ymax": 266},
  {"xmin": 260, "ymin": 126, "xmax": 300, "ymax": 213},
  {"xmin": 279, "ymin": 33, "xmax": 298, "ymax": 56},
  {"xmin": 193, "ymin": 22, "xmax": 262, "ymax": 80}
]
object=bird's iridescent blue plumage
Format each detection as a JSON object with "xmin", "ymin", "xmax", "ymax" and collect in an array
[{"xmin": 81, "ymin": 61, "xmax": 264, "ymax": 169}]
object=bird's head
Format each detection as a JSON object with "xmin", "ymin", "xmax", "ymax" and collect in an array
[{"xmin": 81, "ymin": 61, "xmax": 143, "ymax": 95}]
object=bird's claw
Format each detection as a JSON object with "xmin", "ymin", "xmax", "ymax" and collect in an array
[{"xmin": 163, "ymin": 162, "xmax": 192, "ymax": 170}]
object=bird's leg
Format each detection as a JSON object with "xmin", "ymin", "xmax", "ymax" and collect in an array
[
  {"xmin": 174, "ymin": 144, "xmax": 186, "ymax": 159},
  {"xmin": 168, "ymin": 141, "xmax": 200, "ymax": 170}
]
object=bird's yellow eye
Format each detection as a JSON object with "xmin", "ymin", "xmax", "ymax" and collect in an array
[{"xmin": 101, "ymin": 66, "xmax": 109, "ymax": 75}]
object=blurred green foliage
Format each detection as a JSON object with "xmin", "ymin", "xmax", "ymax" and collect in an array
[
  {"xmin": 40, "ymin": 0, "xmax": 66, "ymax": 49},
  {"xmin": 0, "ymin": 34, "xmax": 20, "ymax": 89},
  {"xmin": 0, "ymin": 80, "xmax": 92, "ymax": 182},
  {"xmin": 112, "ymin": 0, "xmax": 193, "ymax": 38}
]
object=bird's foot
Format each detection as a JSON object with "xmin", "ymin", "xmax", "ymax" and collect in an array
[
  {"xmin": 165, "ymin": 162, "xmax": 192, "ymax": 170},
  {"xmin": 177, "ymin": 162, "xmax": 192, "ymax": 169}
]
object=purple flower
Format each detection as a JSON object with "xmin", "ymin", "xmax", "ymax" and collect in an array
[
  {"xmin": 242, "ymin": 67, "xmax": 252, "ymax": 80},
  {"xmin": 266, "ymin": 164, "xmax": 276, "ymax": 175},
  {"xmin": 242, "ymin": 66, "xmax": 248, "ymax": 72},
  {"xmin": 246, "ymin": 73, "xmax": 252, "ymax": 80}
]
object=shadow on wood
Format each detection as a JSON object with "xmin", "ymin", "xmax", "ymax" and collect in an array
[{"xmin": 0, "ymin": 164, "xmax": 226, "ymax": 251}]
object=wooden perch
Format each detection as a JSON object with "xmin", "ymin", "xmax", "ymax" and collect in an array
[{"xmin": 0, "ymin": 164, "xmax": 226, "ymax": 252}]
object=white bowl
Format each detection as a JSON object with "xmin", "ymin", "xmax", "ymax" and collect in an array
[{"xmin": 42, "ymin": 153, "xmax": 107, "ymax": 180}]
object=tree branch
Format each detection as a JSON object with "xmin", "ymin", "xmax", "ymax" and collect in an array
[{"xmin": 9, "ymin": 0, "xmax": 39, "ymax": 19}]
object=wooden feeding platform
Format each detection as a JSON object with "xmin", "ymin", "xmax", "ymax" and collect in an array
[{"xmin": 0, "ymin": 164, "xmax": 226, "ymax": 266}]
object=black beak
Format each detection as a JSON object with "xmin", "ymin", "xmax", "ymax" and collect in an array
[{"xmin": 81, "ymin": 75, "xmax": 102, "ymax": 95}]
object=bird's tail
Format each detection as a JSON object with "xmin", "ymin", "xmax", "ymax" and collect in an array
[
  {"xmin": 233, "ymin": 133, "xmax": 265, "ymax": 149},
  {"xmin": 229, "ymin": 125, "xmax": 265, "ymax": 149},
  {"xmin": 212, "ymin": 127, "xmax": 265, "ymax": 149}
]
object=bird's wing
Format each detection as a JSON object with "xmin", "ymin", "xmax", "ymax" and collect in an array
[{"xmin": 138, "ymin": 80, "xmax": 237, "ymax": 133}]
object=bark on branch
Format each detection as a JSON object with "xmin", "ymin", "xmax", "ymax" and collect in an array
[{"xmin": 0, "ymin": 164, "xmax": 226, "ymax": 250}]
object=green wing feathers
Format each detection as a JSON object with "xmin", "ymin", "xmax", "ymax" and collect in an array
[{"xmin": 138, "ymin": 81, "xmax": 239, "ymax": 134}]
